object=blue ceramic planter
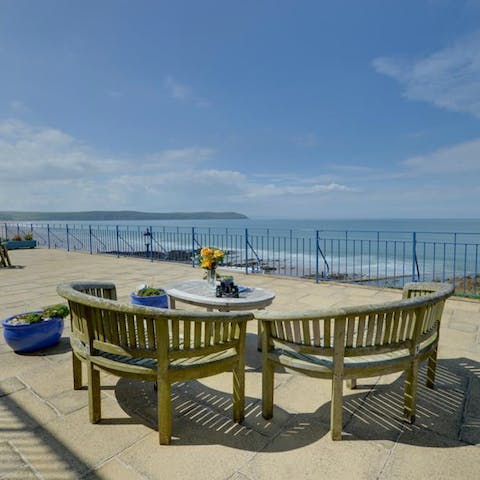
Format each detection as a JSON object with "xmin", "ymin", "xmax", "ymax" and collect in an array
[
  {"xmin": 2, "ymin": 311, "xmax": 64, "ymax": 353},
  {"xmin": 5, "ymin": 240, "xmax": 37, "ymax": 250},
  {"xmin": 130, "ymin": 292, "xmax": 169, "ymax": 308}
]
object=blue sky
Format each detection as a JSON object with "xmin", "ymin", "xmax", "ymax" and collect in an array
[{"xmin": 1, "ymin": 0, "xmax": 480, "ymax": 218}]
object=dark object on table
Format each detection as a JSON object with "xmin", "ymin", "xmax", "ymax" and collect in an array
[{"xmin": 216, "ymin": 278, "xmax": 239, "ymax": 298}]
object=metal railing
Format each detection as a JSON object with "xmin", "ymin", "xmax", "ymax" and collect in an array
[{"xmin": 3, "ymin": 222, "xmax": 479, "ymax": 297}]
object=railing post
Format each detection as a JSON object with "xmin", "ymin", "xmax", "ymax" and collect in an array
[
  {"xmin": 345, "ymin": 231, "xmax": 348, "ymax": 278},
  {"xmin": 47, "ymin": 224, "xmax": 51, "ymax": 249},
  {"xmin": 289, "ymin": 229, "xmax": 293, "ymax": 276},
  {"xmin": 116, "ymin": 225, "xmax": 120, "ymax": 258},
  {"xmin": 66, "ymin": 224, "xmax": 70, "ymax": 252},
  {"xmin": 191, "ymin": 227, "xmax": 196, "ymax": 268},
  {"xmin": 245, "ymin": 228, "xmax": 249, "ymax": 275},
  {"xmin": 453, "ymin": 232, "xmax": 457, "ymax": 287},
  {"xmin": 89, "ymin": 225, "xmax": 93, "ymax": 254},
  {"xmin": 4, "ymin": 223, "xmax": 7, "ymax": 239},
  {"xmin": 315, "ymin": 230, "xmax": 319, "ymax": 283},
  {"xmin": 411, "ymin": 231, "xmax": 417, "ymax": 282},
  {"xmin": 144, "ymin": 227, "xmax": 150, "ymax": 260},
  {"xmin": 149, "ymin": 226, "xmax": 153, "ymax": 262}
]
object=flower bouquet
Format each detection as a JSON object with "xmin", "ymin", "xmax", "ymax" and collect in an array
[{"xmin": 198, "ymin": 247, "xmax": 225, "ymax": 287}]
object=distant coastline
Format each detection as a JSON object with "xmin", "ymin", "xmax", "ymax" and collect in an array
[{"xmin": 0, "ymin": 210, "xmax": 248, "ymax": 221}]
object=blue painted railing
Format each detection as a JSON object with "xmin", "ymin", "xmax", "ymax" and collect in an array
[{"xmin": 3, "ymin": 222, "xmax": 479, "ymax": 297}]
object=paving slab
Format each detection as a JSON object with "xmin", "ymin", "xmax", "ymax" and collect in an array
[
  {"xmin": 119, "ymin": 426, "xmax": 265, "ymax": 480},
  {"xmin": 379, "ymin": 431, "xmax": 480, "ymax": 480},
  {"xmin": 240, "ymin": 415, "xmax": 389, "ymax": 480},
  {"xmin": 84, "ymin": 458, "xmax": 148, "ymax": 480}
]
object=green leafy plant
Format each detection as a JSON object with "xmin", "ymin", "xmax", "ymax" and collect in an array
[
  {"xmin": 135, "ymin": 285, "xmax": 166, "ymax": 296},
  {"xmin": 42, "ymin": 304, "xmax": 69, "ymax": 319},
  {"xmin": 23, "ymin": 232, "xmax": 33, "ymax": 241},
  {"xmin": 219, "ymin": 275, "xmax": 234, "ymax": 281},
  {"xmin": 14, "ymin": 312, "xmax": 44, "ymax": 324},
  {"xmin": 7, "ymin": 304, "xmax": 70, "ymax": 325}
]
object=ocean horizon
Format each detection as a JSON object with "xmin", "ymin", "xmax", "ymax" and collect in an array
[{"xmin": 5, "ymin": 217, "xmax": 480, "ymax": 235}]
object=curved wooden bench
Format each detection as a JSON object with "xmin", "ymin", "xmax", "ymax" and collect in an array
[
  {"xmin": 0, "ymin": 243, "xmax": 12, "ymax": 267},
  {"xmin": 255, "ymin": 282, "xmax": 454, "ymax": 440},
  {"xmin": 57, "ymin": 281, "xmax": 254, "ymax": 444}
]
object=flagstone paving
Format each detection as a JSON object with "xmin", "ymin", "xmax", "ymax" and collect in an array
[{"xmin": 1, "ymin": 248, "xmax": 479, "ymax": 479}]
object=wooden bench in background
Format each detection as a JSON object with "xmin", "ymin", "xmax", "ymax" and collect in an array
[
  {"xmin": 0, "ymin": 243, "xmax": 11, "ymax": 267},
  {"xmin": 256, "ymin": 282, "xmax": 454, "ymax": 440},
  {"xmin": 57, "ymin": 281, "xmax": 253, "ymax": 445}
]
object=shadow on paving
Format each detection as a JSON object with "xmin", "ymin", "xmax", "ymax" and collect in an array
[
  {"xmin": 13, "ymin": 336, "xmax": 73, "ymax": 357},
  {"xmin": 115, "ymin": 357, "xmax": 480, "ymax": 449},
  {"xmin": 0, "ymin": 386, "xmax": 107, "ymax": 480}
]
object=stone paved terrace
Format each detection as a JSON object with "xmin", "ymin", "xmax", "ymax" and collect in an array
[{"xmin": 1, "ymin": 248, "xmax": 480, "ymax": 480}]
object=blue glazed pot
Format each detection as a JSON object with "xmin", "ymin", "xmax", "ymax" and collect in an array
[
  {"xmin": 2, "ymin": 311, "xmax": 64, "ymax": 353},
  {"xmin": 130, "ymin": 292, "xmax": 169, "ymax": 309},
  {"xmin": 5, "ymin": 240, "xmax": 37, "ymax": 250}
]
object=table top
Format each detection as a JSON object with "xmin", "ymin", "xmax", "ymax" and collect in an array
[{"xmin": 166, "ymin": 280, "xmax": 275, "ymax": 311}]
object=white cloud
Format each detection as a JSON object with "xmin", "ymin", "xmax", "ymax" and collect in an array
[
  {"xmin": 0, "ymin": 119, "xmax": 122, "ymax": 181},
  {"xmin": 402, "ymin": 137, "xmax": 480, "ymax": 174},
  {"xmin": 164, "ymin": 76, "xmax": 191, "ymax": 100},
  {"xmin": 372, "ymin": 31, "xmax": 480, "ymax": 117},
  {"xmin": 242, "ymin": 182, "xmax": 354, "ymax": 199},
  {"xmin": 144, "ymin": 147, "xmax": 215, "ymax": 169},
  {"xmin": 164, "ymin": 75, "xmax": 211, "ymax": 108},
  {"xmin": 0, "ymin": 120, "xmax": 219, "ymax": 183},
  {"xmin": 0, "ymin": 120, "xmax": 354, "ymax": 213},
  {"xmin": 2, "ymin": 119, "xmax": 478, "ymax": 217}
]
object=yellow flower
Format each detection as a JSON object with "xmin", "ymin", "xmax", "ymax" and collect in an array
[
  {"xmin": 201, "ymin": 258, "xmax": 213, "ymax": 269},
  {"xmin": 198, "ymin": 246, "xmax": 225, "ymax": 270}
]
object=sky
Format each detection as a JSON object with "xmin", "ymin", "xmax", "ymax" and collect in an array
[{"xmin": 1, "ymin": 0, "xmax": 480, "ymax": 219}]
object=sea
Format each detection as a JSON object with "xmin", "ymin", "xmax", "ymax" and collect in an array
[{"xmin": 33, "ymin": 217, "xmax": 480, "ymax": 234}]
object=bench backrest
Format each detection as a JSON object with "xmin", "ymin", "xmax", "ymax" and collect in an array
[
  {"xmin": 57, "ymin": 281, "xmax": 253, "ymax": 364},
  {"xmin": 257, "ymin": 282, "xmax": 454, "ymax": 357}
]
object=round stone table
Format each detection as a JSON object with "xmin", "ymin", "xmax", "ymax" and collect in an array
[{"xmin": 166, "ymin": 279, "xmax": 275, "ymax": 312}]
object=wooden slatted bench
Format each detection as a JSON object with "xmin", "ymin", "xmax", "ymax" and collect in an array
[
  {"xmin": 255, "ymin": 282, "xmax": 454, "ymax": 440},
  {"xmin": 0, "ymin": 243, "xmax": 11, "ymax": 267},
  {"xmin": 57, "ymin": 281, "xmax": 254, "ymax": 445}
]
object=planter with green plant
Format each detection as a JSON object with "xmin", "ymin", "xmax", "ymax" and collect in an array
[
  {"xmin": 2, "ymin": 304, "xmax": 69, "ymax": 352},
  {"xmin": 5, "ymin": 232, "xmax": 37, "ymax": 250},
  {"xmin": 130, "ymin": 284, "xmax": 168, "ymax": 308}
]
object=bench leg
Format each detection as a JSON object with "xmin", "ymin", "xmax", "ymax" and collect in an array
[
  {"xmin": 257, "ymin": 320, "xmax": 262, "ymax": 351},
  {"xmin": 404, "ymin": 361, "xmax": 419, "ymax": 423},
  {"xmin": 426, "ymin": 344, "xmax": 438, "ymax": 389},
  {"xmin": 262, "ymin": 359, "xmax": 274, "ymax": 419},
  {"xmin": 331, "ymin": 375, "xmax": 344, "ymax": 440},
  {"xmin": 233, "ymin": 363, "xmax": 245, "ymax": 423},
  {"xmin": 72, "ymin": 353, "xmax": 82, "ymax": 390},
  {"xmin": 346, "ymin": 378, "xmax": 357, "ymax": 389},
  {"xmin": 158, "ymin": 379, "xmax": 172, "ymax": 445},
  {"xmin": 87, "ymin": 363, "xmax": 101, "ymax": 423}
]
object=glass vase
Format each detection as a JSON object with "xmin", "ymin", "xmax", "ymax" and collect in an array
[{"xmin": 206, "ymin": 269, "xmax": 217, "ymax": 289}]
